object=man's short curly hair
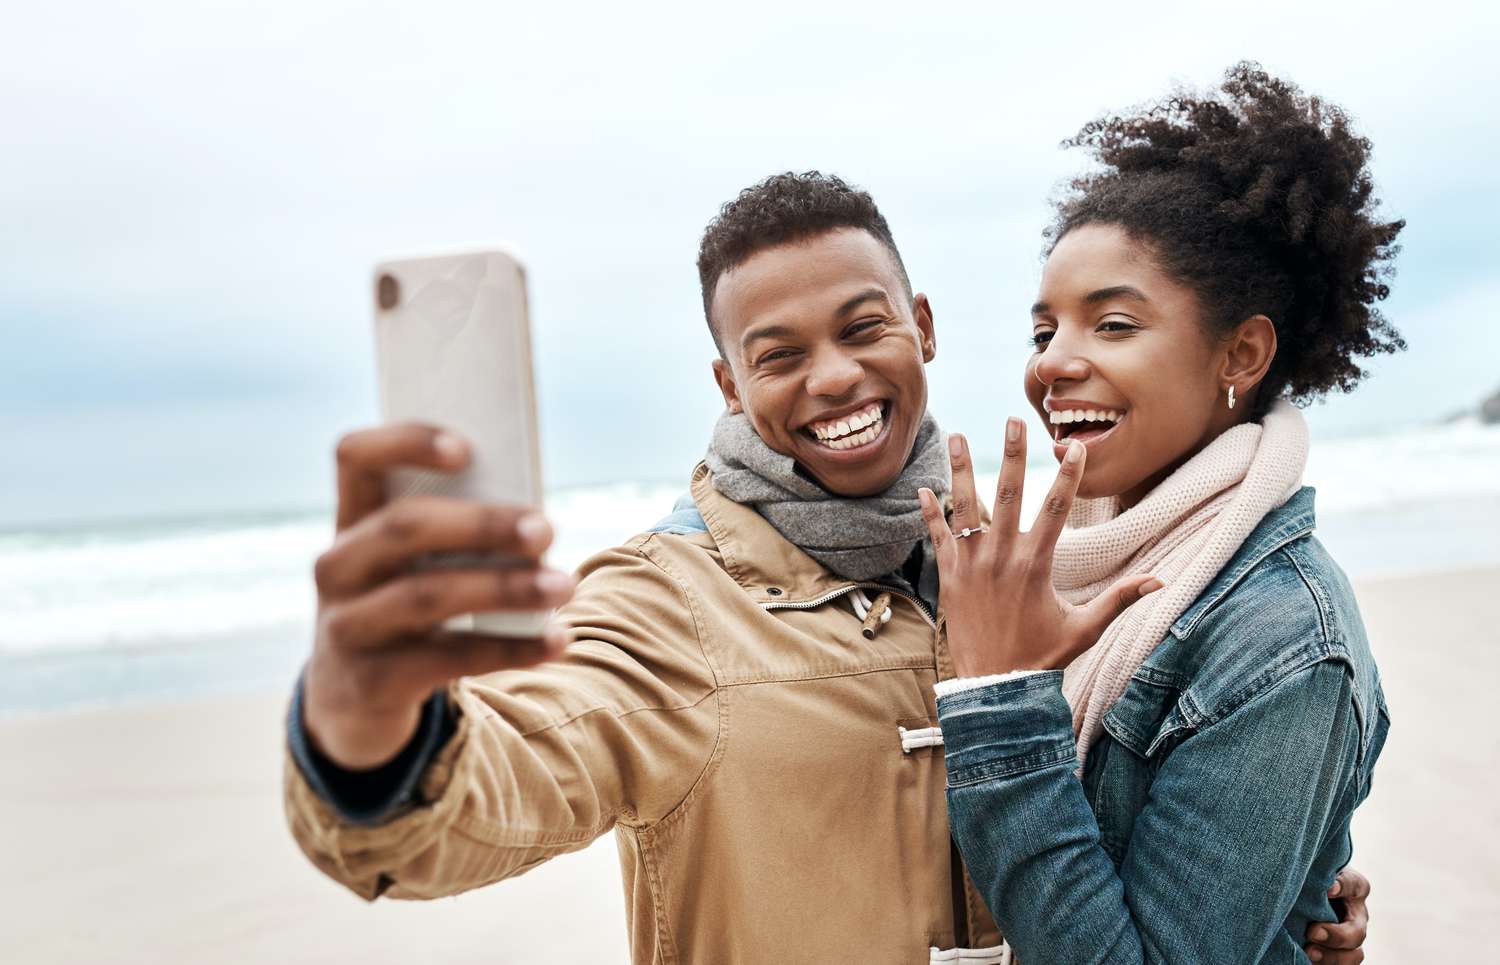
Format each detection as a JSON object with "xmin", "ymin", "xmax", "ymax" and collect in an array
[
  {"xmin": 697, "ymin": 171, "xmax": 911, "ymax": 354},
  {"xmin": 1047, "ymin": 61, "xmax": 1406, "ymax": 411}
]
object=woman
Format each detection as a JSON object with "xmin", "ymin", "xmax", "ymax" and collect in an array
[{"xmin": 918, "ymin": 64, "xmax": 1395, "ymax": 963}]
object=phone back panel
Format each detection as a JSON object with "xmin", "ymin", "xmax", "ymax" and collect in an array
[
  {"xmin": 373, "ymin": 250, "xmax": 542, "ymax": 507},
  {"xmin": 372, "ymin": 249, "xmax": 546, "ymax": 637}
]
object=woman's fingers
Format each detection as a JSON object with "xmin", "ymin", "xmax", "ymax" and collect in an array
[
  {"xmin": 316, "ymin": 497, "xmax": 553, "ymax": 598},
  {"xmin": 945, "ymin": 433, "xmax": 982, "ymax": 537},
  {"xmin": 1070, "ymin": 574, "xmax": 1163, "ymax": 655},
  {"xmin": 991, "ymin": 417, "xmax": 1027, "ymax": 535},
  {"xmin": 1028, "ymin": 439, "xmax": 1086, "ymax": 554},
  {"xmin": 334, "ymin": 423, "xmax": 470, "ymax": 531},
  {"xmin": 321, "ymin": 566, "xmax": 576, "ymax": 650},
  {"xmin": 917, "ymin": 488, "xmax": 954, "ymax": 567}
]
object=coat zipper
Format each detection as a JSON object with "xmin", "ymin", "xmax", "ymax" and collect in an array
[{"xmin": 759, "ymin": 583, "xmax": 936, "ymax": 628}]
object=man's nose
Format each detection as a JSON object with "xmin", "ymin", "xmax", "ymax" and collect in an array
[{"xmin": 804, "ymin": 346, "xmax": 864, "ymax": 398}]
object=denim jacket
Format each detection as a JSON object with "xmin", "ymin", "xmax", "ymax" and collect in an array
[{"xmin": 937, "ymin": 487, "xmax": 1389, "ymax": 964}]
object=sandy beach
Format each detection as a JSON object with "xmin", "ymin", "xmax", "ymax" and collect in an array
[{"xmin": 3, "ymin": 566, "xmax": 1495, "ymax": 964}]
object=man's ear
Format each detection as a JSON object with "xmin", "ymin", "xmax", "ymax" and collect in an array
[
  {"xmin": 1221, "ymin": 314, "xmax": 1277, "ymax": 398},
  {"xmin": 712, "ymin": 358, "xmax": 744, "ymax": 414},
  {"xmin": 913, "ymin": 293, "xmax": 936, "ymax": 362}
]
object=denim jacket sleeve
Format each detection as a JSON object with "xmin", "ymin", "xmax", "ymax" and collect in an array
[{"xmin": 938, "ymin": 662, "xmax": 1361, "ymax": 964}]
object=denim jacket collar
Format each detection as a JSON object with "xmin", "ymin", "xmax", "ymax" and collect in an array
[{"xmin": 1169, "ymin": 486, "xmax": 1318, "ymax": 640}]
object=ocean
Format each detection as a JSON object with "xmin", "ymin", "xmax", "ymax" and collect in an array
[{"xmin": 4, "ymin": 420, "xmax": 1498, "ymax": 717}]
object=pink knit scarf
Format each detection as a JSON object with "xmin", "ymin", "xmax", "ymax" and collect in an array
[{"xmin": 1054, "ymin": 400, "xmax": 1310, "ymax": 764}]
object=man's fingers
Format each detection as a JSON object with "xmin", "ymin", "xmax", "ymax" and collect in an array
[
  {"xmin": 1304, "ymin": 946, "xmax": 1364, "ymax": 964},
  {"xmin": 946, "ymin": 434, "xmax": 982, "ymax": 536},
  {"xmin": 341, "ymin": 627, "xmax": 571, "ymax": 709},
  {"xmin": 334, "ymin": 423, "xmax": 470, "ymax": 531},
  {"xmin": 412, "ymin": 627, "xmax": 571, "ymax": 681},
  {"xmin": 991, "ymin": 417, "xmax": 1027, "ymax": 536},
  {"xmin": 1028, "ymin": 439, "xmax": 1086, "ymax": 552},
  {"xmin": 1307, "ymin": 918, "xmax": 1367, "ymax": 952},
  {"xmin": 322, "ymin": 566, "xmax": 576, "ymax": 649},
  {"xmin": 316, "ymin": 498, "xmax": 552, "ymax": 598},
  {"xmin": 918, "ymin": 488, "xmax": 954, "ymax": 566},
  {"xmin": 1331, "ymin": 866, "xmax": 1371, "ymax": 902}
]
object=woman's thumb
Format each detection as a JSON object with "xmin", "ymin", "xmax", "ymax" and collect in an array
[{"xmin": 1082, "ymin": 574, "xmax": 1164, "ymax": 638}]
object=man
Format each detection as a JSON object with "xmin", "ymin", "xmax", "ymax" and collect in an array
[{"xmin": 287, "ymin": 173, "xmax": 1372, "ymax": 963}]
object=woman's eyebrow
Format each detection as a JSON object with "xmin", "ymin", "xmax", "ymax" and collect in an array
[{"xmin": 1083, "ymin": 285, "xmax": 1149, "ymax": 306}]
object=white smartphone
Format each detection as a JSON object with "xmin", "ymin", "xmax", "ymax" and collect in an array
[{"xmin": 371, "ymin": 248, "xmax": 548, "ymax": 638}]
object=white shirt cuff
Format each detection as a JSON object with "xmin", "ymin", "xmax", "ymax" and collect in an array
[{"xmin": 934, "ymin": 670, "xmax": 1048, "ymax": 699}]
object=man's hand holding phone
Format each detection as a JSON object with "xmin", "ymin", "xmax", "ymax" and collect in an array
[{"xmin": 301, "ymin": 423, "xmax": 575, "ymax": 771}]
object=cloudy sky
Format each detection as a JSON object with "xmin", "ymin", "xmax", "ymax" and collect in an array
[{"xmin": 3, "ymin": 0, "xmax": 1497, "ymax": 526}]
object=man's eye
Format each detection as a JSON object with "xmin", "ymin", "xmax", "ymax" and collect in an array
[
  {"xmin": 759, "ymin": 349, "xmax": 798, "ymax": 364},
  {"xmin": 845, "ymin": 319, "xmax": 883, "ymax": 338}
]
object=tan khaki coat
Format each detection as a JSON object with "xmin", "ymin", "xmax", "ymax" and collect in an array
[{"xmin": 285, "ymin": 464, "xmax": 1005, "ymax": 963}]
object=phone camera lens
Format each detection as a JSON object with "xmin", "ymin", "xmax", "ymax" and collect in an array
[{"xmin": 377, "ymin": 273, "xmax": 400, "ymax": 310}]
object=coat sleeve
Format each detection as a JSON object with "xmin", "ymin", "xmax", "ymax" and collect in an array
[
  {"xmin": 283, "ymin": 537, "xmax": 721, "ymax": 901},
  {"xmin": 938, "ymin": 662, "xmax": 1362, "ymax": 964}
]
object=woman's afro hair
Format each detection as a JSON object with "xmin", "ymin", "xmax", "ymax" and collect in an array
[{"xmin": 1048, "ymin": 61, "xmax": 1406, "ymax": 408}]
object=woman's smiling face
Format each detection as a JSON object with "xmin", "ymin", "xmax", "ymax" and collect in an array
[{"xmin": 1025, "ymin": 223, "xmax": 1245, "ymax": 507}]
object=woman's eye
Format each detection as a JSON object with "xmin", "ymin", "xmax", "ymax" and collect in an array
[
  {"xmin": 1029, "ymin": 330, "xmax": 1055, "ymax": 349},
  {"xmin": 1098, "ymin": 319, "xmax": 1138, "ymax": 334}
]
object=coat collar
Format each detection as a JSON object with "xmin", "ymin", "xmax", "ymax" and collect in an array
[{"xmin": 689, "ymin": 461, "xmax": 855, "ymax": 605}]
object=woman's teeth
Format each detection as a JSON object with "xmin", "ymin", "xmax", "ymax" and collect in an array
[
  {"xmin": 1050, "ymin": 408, "xmax": 1124, "ymax": 441},
  {"xmin": 808, "ymin": 403, "xmax": 885, "ymax": 450}
]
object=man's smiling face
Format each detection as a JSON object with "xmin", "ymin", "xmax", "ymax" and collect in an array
[{"xmin": 709, "ymin": 227, "xmax": 936, "ymax": 497}]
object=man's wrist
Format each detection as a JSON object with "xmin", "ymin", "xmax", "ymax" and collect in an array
[{"xmin": 287, "ymin": 673, "xmax": 456, "ymax": 826}]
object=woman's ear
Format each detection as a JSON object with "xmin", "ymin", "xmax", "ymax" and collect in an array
[{"xmin": 1221, "ymin": 314, "xmax": 1278, "ymax": 397}]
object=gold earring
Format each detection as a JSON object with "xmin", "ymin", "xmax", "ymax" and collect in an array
[{"xmin": 1227, "ymin": 385, "xmax": 1236, "ymax": 410}]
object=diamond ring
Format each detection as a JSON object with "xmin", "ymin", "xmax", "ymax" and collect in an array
[{"xmin": 954, "ymin": 526, "xmax": 987, "ymax": 539}]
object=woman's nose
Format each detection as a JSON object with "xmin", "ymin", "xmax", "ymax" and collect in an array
[
  {"xmin": 805, "ymin": 347, "xmax": 864, "ymax": 397},
  {"xmin": 1033, "ymin": 334, "xmax": 1091, "ymax": 386}
]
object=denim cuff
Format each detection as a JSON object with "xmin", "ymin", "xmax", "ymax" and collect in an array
[
  {"xmin": 286, "ymin": 673, "xmax": 455, "ymax": 826},
  {"xmin": 935, "ymin": 669, "xmax": 1077, "ymax": 784}
]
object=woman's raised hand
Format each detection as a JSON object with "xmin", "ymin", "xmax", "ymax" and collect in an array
[{"xmin": 917, "ymin": 417, "xmax": 1162, "ymax": 679}]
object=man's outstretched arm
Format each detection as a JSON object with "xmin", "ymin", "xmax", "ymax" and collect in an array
[{"xmin": 285, "ymin": 424, "xmax": 718, "ymax": 900}]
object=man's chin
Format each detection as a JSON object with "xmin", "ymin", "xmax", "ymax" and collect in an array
[{"xmin": 795, "ymin": 435, "xmax": 911, "ymax": 497}]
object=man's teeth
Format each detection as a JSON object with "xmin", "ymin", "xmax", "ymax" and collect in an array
[{"xmin": 810, "ymin": 403, "xmax": 885, "ymax": 447}]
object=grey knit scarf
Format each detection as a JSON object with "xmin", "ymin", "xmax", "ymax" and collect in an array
[{"xmin": 705, "ymin": 409, "xmax": 950, "ymax": 596}]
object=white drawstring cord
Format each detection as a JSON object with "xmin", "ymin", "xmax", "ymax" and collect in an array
[{"xmin": 850, "ymin": 589, "xmax": 892, "ymax": 625}]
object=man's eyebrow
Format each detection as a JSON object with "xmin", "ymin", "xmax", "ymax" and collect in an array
[
  {"xmin": 836, "ymin": 287, "xmax": 892, "ymax": 316},
  {"xmin": 739, "ymin": 289, "xmax": 893, "ymax": 350},
  {"xmin": 740, "ymin": 323, "xmax": 796, "ymax": 350}
]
